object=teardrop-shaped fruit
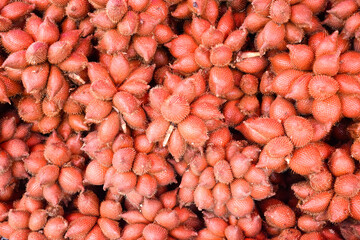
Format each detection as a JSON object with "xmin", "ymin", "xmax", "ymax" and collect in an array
[
  {"xmin": 272, "ymin": 69, "xmax": 305, "ymax": 96},
  {"xmin": 194, "ymin": 186, "xmax": 214, "ymax": 210},
  {"xmin": 142, "ymin": 223, "xmax": 168, "ymax": 240},
  {"xmin": 285, "ymin": 73, "xmax": 312, "ymax": 100},
  {"xmin": 298, "ymin": 191, "xmax": 333, "ymax": 214},
  {"xmin": 161, "ymin": 95, "xmax": 190, "ymax": 124},
  {"xmin": 289, "ymin": 144, "xmax": 322, "ymax": 175},
  {"xmin": 269, "ymin": 96, "xmax": 296, "ymax": 122},
  {"xmin": 226, "ymin": 196, "xmax": 255, "ymax": 218},
  {"xmin": 264, "ymin": 136, "xmax": 294, "ymax": 158},
  {"xmin": 309, "ymin": 166, "xmax": 333, "ymax": 192},
  {"xmin": 287, "ymin": 44, "xmax": 314, "ymax": 70},
  {"xmin": 327, "ymin": 195, "xmax": 349, "ymax": 223},
  {"xmin": 312, "ymin": 95, "xmax": 342, "ymax": 124},
  {"xmin": 209, "ymin": 66, "xmax": 234, "ymax": 97},
  {"xmin": 65, "ymin": 216, "xmax": 97, "ymax": 239},
  {"xmin": 77, "ymin": 190, "xmax": 100, "ymax": 216},
  {"xmin": 328, "ymin": 148, "xmax": 355, "ymax": 176},
  {"xmin": 146, "ymin": 117, "xmax": 170, "ymax": 143},
  {"xmin": 334, "ymin": 174, "xmax": 360, "ymax": 198},
  {"xmin": 97, "ymin": 218, "xmax": 121, "ymax": 239},
  {"xmin": 297, "ymin": 214, "xmax": 325, "ymax": 232},
  {"xmin": 178, "ymin": 115, "xmax": 208, "ymax": 146},
  {"xmin": 270, "ymin": 0, "xmax": 291, "ymax": 24},
  {"xmin": 213, "ymin": 160, "xmax": 233, "ymax": 184},
  {"xmin": 112, "ymin": 147, "xmax": 136, "ymax": 173},
  {"xmin": 236, "ymin": 117, "xmax": 284, "ymax": 145},
  {"xmin": 284, "ymin": 116, "xmax": 314, "ymax": 147},
  {"xmin": 168, "ymin": 128, "xmax": 186, "ymax": 161},
  {"xmin": 308, "ymin": 75, "xmax": 339, "ymax": 100},
  {"xmin": 264, "ymin": 204, "xmax": 296, "ymax": 229}
]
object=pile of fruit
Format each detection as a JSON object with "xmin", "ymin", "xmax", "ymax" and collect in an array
[{"xmin": 0, "ymin": 0, "xmax": 360, "ymax": 239}]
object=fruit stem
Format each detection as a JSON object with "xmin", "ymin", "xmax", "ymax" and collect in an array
[
  {"xmin": 162, "ymin": 124, "xmax": 175, "ymax": 147},
  {"xmin": 119, "ymin": 113, "xmax": 127, "ymax": 134},
  {"xmin": 240, "ymin": 52, "xmax": 261, "ymax": 59}
]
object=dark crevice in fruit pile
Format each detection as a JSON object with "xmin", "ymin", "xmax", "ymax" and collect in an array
[{"xmin": 1, "ymin": 0, "xmax": 360, "ymax": 239}]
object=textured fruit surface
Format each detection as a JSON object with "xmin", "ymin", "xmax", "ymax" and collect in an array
[{"xmin": 1, "ymin": 1, "xmax": 360, "ymax": 239}]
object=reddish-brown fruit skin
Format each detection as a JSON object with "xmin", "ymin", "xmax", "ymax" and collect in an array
[
  {"xmin": 236, "ymin": 117, "xmax": 284, "ymax": 145},
  {"xmin": 201, "ymin": 27, "xmax": 224, "ymax": 48},
  {"xmin": 339, "ymin": 51, "xmax": 360, "ymax": 74},
  {"xmin": 84, "ymin": 161, "xmax": 108, "ymax": 186},
  {"xmin": 4, "ymin": 0, "xmax": 360, "ymax": 237},
  {"xmin": 225, "ymin": 28, "xmax": 247, "ymax": 52},
  {"xmin": 289, "ymin": 144, "xmax": 322, "ymax": 175},
  {"xmin": 312, "ymin": 95, "xmax": 342, "ymax": 125},
  {"xmin": 297, "ymin": 215, "xmax": 325, "ymax": 232},
  {"xmin": 299, "ymin": 232, "xmax": 325, "ymax": 240},
  {"xmin": 257, "ymin": 21, "xmax": 286, "ymax": 55},
  {"xmin": 237, "ymin": 95, "xmax": 260, "ymax": 117},
  {"xmin": 313, "ymin": 52, "xmax": 340, "ymax": 76},
  {"xmin": 270, "ymin": 0, "xmax": 291, "ymax": 24},
  {"xmin": 1, "ymin": 2, "xmax": 35, "ymax": 21},
  {"xmin": 171, "ymin": 53, "xmax": 200, "ymax": 74},
  {"xmin": 230, "ymin": 178, "xmax": 251, "ymax": 199},
  {"xmin": 244, "ymin": 163, "xmax": 268, "ymax": 182},
  {"xmin": 265, "ymin": 136, "xmax": 293, "ymax": 158},
  {"xmin": 226, "ymin": 196, "xmax": 255, "ymax": 218},
  {"xmin": 1, "ymin": 29, "xmax": 34, "ymax": 53},
  {"xmin": 161, "ymin": 95, "xmax": 190, "ymax": 124},
  {"xmin": 235, "ymin": 52, "xmax": 268, "ymax": 74},
  {"xmin": 133, "ymin": 36, "xmax": 157, "ymax": 62},
  {"xmin": 334, "ymin": 174, "xmax": 360, "ymax": 198},
  {"xmin": 240, "ymin": 74, "xmax": 258, "ymax": 95},
  {"xmin": 272, "ymin": 69, "xmax": 306, "ymax": 96},
  {"xmin": 213, "ymin": 160, "xmax": 233, "ymax": 184},
  {"xmin": 223, "ymin": 100, "xmax": 245, "ymax": 127},
  {"xmin": 244, "ymin": 11, "xmax": 270, "ymax": 33},
  {"xmin": 298, "ymin": 191, "xmax": 333, "ymax": 214},
  {"xmin": 352, "ymin": 139, "xmax": 360, "ymax": 161},
  {"xmin": 269, "ymin": 53, "xmax": 292, "ymax": 75},
  {"xmin": 37, "ymin": 17, "xmax": 60, "ymax": 44},
  {"xmin": 252, "ymin": 0, "xmax": 272, "ymax": 16},
  {"xmin": 257, "ymin": 136, "xmax": 293, "ymax": 170},
  {"xmin": 285, "ymin": 22, "xmax": 304, "ymax": 44},
  {"xmin": 284, "ymin": 116, "xmax": 314, "ymax": 147},
  {"xmin": 43, "ymin": 216, "xmax": 68, "ymax": 240},
  {"xmin": 290, "ymin": 4, "xmax": 313, "ymax": 28},
  {"xmin": 112, "ymin": 147, "xmax": 136, "ymax": 173},
  {"xmin": 210, "ymin": 44, "xmax": 233, "ymax": 67},
  {"xmin": 59, "ymin": 167, "xmax": 84, "ymax": 194},
  {"xmin": 327, "ymin": 195, "xmax": 350, "ymax": 223},
  {"xmin": 308, "ymin": 75, "xmax": 339, "ymax": 100},
  {"xmin": 269, "ymin": 96, "xmax": 296, "ymax": 122},
  {"xmin": 350, "ymin": 192, "xmax": 360, "ymax": 220},
  {"xmin": 264, "ymin": 204, "xmax": 296, "ymax": 229},
  {"xmin": 341, "ymin": 94, "xmax": 360, "ymax": 118},
  {"xmin": 166, "ymin": 34, "xmax": 197, "ymax": 59},
  {"xmin": 287, "ymin": 44, "xmax": 314, "ymax": 70},
  {"xmin": 22, "ymin": 63, "xmax": 50, "ymax": 95},
  {"xmin": 328, "ymin": 148, "xmax": 355, "ymax": 176},
  {"xmin": 208, "ymin": 66, "xmax": 235, "ymax": 97},
  {"xmin": 309, "ymin": 166, "xmax": 333, "ymax": 192},
  {"xmin": 178, "ymin": 115, "xmax": 208, "ymax": 147},
  {"xmin": 65, "ymin": 216, "xmax": 97, "ymax": 239},
  {"xmin": 146, "ymin": 117, "xmax": 170, "ymax": 143}
]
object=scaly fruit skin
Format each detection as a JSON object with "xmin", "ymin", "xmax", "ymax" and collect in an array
[
  {"xmin": 2, "ymin": 0, "xmax": 360, "ymax": 239},
  {"xmin": 175, "ymin": 140, "xmax": 276, "ymax": 221},
  {"xmin": 290, "ymin": 144, "xmax": 360, "ymax": 225}
]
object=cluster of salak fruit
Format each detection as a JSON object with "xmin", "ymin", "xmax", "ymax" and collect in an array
[{"xmin": 1, "ymin": 0, "xmax": 360, "ymax": 239}]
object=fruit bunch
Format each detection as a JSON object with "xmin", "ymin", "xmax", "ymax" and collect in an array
[{"xmin": 1, "ymin": 0, "xmax": 360, "ymax": 239}]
